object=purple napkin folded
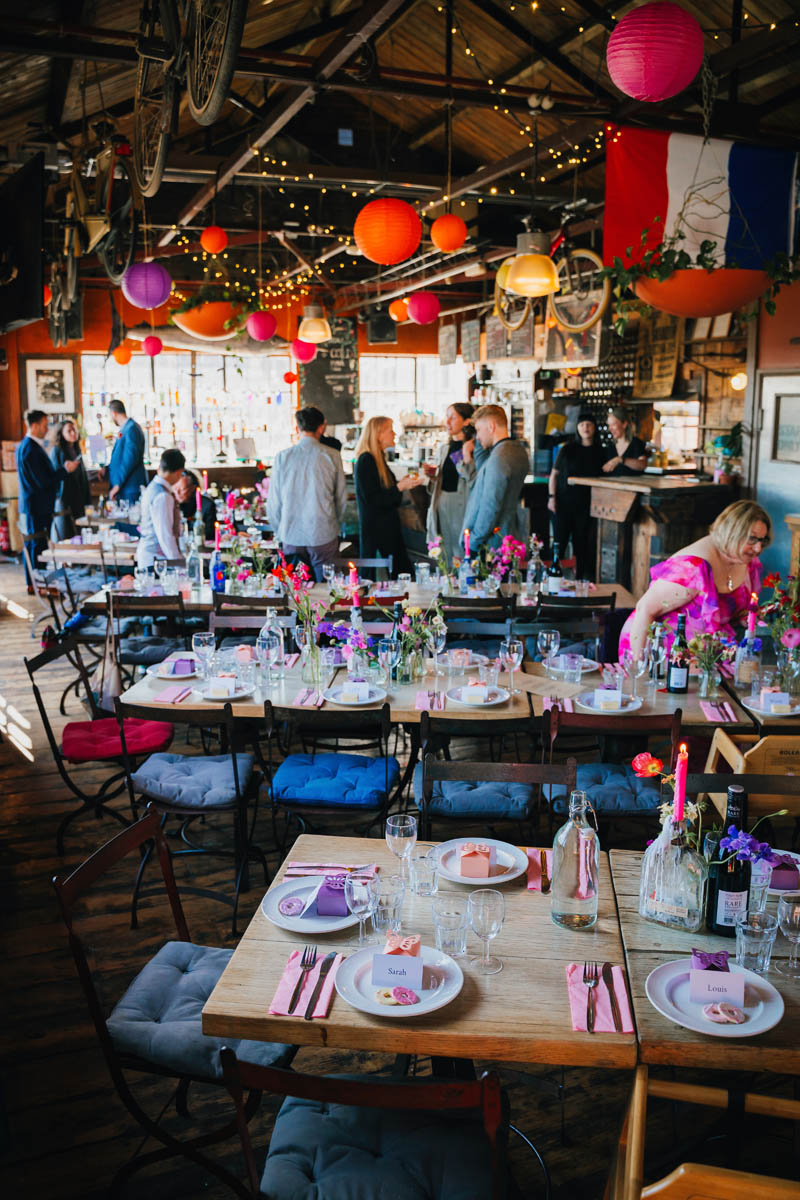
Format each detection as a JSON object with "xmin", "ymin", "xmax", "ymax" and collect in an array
[{"xmin": 691, "ymin": 948, "xmax": 729, "ymax": 972}]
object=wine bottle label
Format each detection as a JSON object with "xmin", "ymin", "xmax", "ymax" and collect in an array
[
  {"xmin": 649, "ymin": 897, "xmax": 689, "ymax": 920},
  {"xmin": 715, "ymin": 888, "xmax": 748, "ymax": 927},
  {"xmin": 548, "ymin": 577, "xmax": 561, "ymax": 594},
  {"xmin": 738, "ymin": 658, "xmax": 756, "ymax": 683},
  {"xmin": 668, "ymin": 667, "xmax": 688, "ymax": 689}
]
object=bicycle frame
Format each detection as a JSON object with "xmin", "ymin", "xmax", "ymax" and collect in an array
[{"xmin": 64, "ymin": 139, "xmax": 141, "ymax": 257}]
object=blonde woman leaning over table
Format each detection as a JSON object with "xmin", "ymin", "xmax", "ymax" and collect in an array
[{"xmin": 619, "ymin": 500, "xmax": 771, "ymax": 659}]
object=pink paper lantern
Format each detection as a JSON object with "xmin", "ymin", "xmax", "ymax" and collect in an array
[
  {"xmin": 122, "ymin": 262, "xmax": 172, "ymax": 309},
  {"xmin": 606, "ymin": 2, "xmax": 704, "ymax": 103},
  {"xmin": 291, "ymin": 338, "xmax": 317, "ymax": 363},
  {"xmin": 142, "ymin": 335, "xmax": 163, "ymax": 357},
  {"xmin": 246, "ymin": 310, "xmax": 277, "ymax": 341},
  {"xmin": 407, "ymin": 291, "xmax": 441, "ymax": 324}
]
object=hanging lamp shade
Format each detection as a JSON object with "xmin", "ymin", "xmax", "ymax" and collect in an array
[
  {"xmin": 113, "ymin": 344, "xmax": 133, "ymax": 365},
  {"xmin": 297, "ymin": 303, "xmax": 331, "ymax": 343},
  {"xmin": 431, "ymin": 213, "xmax": 468, "ymax": 253},
  {"xmin": 142, "ymin": 335, "xmax": 163, "ymax": 357},
  {"xmin": 388, "ymin": 297, "xmax": 409, "ymax": 322},
  {"xmin": 246, "ymin": 310, "xmax": 277, "ymax": 341},
  {"xmin": 407, "ymin": 291, "xmax": 441, "ymax": 324},
  {"xmin": 505, "ymin": 230, "xmax": 560, "ymax": 298},
  {"xmin": 353, "ymin": 198, "xmax": 422, "ymax": 265},
  {"xmin": 122, "ymin": 262, "xmax": 172, "ymax": 309},
  {"xmin": 200, "ymin": 225, "xmax": 228, "ymax": 254},
  {"xmin": 495, "ymin": 258, "xmax": 515, "ymax": 292},
  {"xmin": 291, "ymin": 338, "xmax": 317, "ymax": 363},
  {"xmin": 606, "ymin": 2, "xmax": 704, "ymax": 103}
]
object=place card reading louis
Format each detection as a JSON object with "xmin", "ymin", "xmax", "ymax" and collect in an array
[{"xmin": 688, "ymin": 969, "xmax": 745, "ymax": 1007}]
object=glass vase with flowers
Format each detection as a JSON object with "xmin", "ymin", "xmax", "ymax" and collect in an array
[
  {"xmin": 384, "ymin": 601, "xmax": 445, "ymax": 683},
  {"xmin": 687, "ymin": 631, "xmax": 736, "ymax": 699},
  {"xmin": 271, "ymin": 555, "xmax": 324, "ymax": 686},
  {"xmin": 759, "ymin": 573, "xmax": 800, "ymax": 691}
]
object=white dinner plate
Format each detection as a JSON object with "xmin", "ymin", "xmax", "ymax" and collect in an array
[
  {"xmin": 645, "ymin": 959, "xmax": 784, "ymax": 1038},
  {"xmin": 574, "ymin": 691, "xmax": 643, "ymax": 715},
  {"xmin": 322, "ymin": 684, "xmax": 387, "ymax": 707},
  {"xmin": 446, "ymin": 685, "xmax": 510, "ymax": 708},
  {"xmin": 547, "ymin": 655, "xmax": 598, "ymax": 677},
  {"xmin": 741, "ymin": 697, "xmax": 800, "ymax": 718},
  {"xmin": 436, "ymin": 837, "xmax": 529, "ymax": 886},
  {"xmin": 335, "ymin": 944, "xmax": 463, "ymax": 1018},
  {"xmin": 442, "ymin": 650, "xmax": 488, "ymax": 670},
  {"xmin": 261, "ymin": 878, "xmax": 358, "ymax": 933},
  {"xmin": 194, "ymin": 684, "xmax": 254, "ymax": 702},
  {"xmin": 768, "ymin": 849, "xmax": 800, "ymax": 897},
  {"xmin": 147, "ymin": 659, "xmax": 200, "ymax": 680}
]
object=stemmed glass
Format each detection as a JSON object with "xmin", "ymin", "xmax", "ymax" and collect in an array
[
  {"xmin": 192, "ymin": 632, "xmax": 215, "ymax": 679},
  {"xmin": 345, "ymin": 876, "xmax": 379, "ymax": 945},
  {"xmin": 468, "ymin": 889, "xmax": 505, "ymax": 974},
  {"xmin": 385, "ymin": 813, "xmax": 417, "ymax": 882},
  {"xmin": 622, "ymin": 647, "xmax": 651, "ymax": 699},
  {"xmin": 322, "ymin": 562, "xmax": 335, "ymax": 588},
  {"xmin": 499, "ymin": 637, "xmax": 523, "ymax": 695},
  {"xmin": 378, "ymin": 638, "xmax": 401, "ymax": 690},
  {"xmin": 153, "ymin": 556, "xmax": 167, "ymax": 587},
  {"xmin": 427, "ymin": 623, "xmax": 447, "ymax": 675},
  {"xmin": 647, "ymin": 634, "xmax": 667, "ymax": 686},
  {"xmin": 256, "ymin": 631, "xmax": 281, "ymax": 688},
  {"xmin": 775, "ymin": 891, "xmax": 800, "ymax": 978},
  {"xmin": 537, "ymin": 629, "xmax": 560, "ymax": 672}
]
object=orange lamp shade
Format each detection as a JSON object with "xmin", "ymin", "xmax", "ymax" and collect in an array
[
  {"xmin": 43, "ymin": 283, "xmax": 52, "ymax": 307},
  {"xmin": 113, "ymin": 344, "xmax": 133, "ymax": 365},
  {"xmin": 431, "ymin": 213, "xmax": 467, "ymax": 253},
  {"xmin": 200, "ymin": 225, "xmax": 228, "ymax": 254},
  {"xmin": 353, "ymin": 198, "xmax": 422, "ymax": 265},
  {"xmin": 389, "ymin": 297, "xmax": 409, "ymax": 322},
  {"xmin": 505, "ymin": 253, "xmax": 560, "ymax": 298},
  {"xmin": 495, "ymin": 258, "xmax": 515, "ymax": 291}
]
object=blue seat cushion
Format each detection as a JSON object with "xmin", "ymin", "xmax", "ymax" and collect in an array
[
  {"xmin": 412, "ymin": 763, "xmax": 535, "ymax": 821},
  {"xmin": 108, "ymin": 941, "xmax": 294, "ymax": 1080},
  {"xmin": 549, "ymin": 763, "xmax": 661, "ymax": 816},
  {"xmin": 263, "ymin": 1084, "xmax": 494, "ymax": 1200},
  {"xmin": 119, "ymin": 636, "xmax": 183, "ymax": 666},
  {"xmin": 132, "ymin": 752, "xmax": 255, "ymax": 808},
  {"xmin": 273, "ymin": 753, "xmax": 400, "ymax": 810}
]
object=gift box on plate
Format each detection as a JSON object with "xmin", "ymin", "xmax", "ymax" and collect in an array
[
  {"xmin": 691, "ymin": 948, "xmax": 729, "ymax": 972},
  {"xmin": 460, "ymin": 841, "xmax": 495, "ymax": 878},
  {"xmin": 770, "ymin": 854, "xmax": 799, "ymax": 890},
  {"xmin": 383, "ymin": 931, "xmax": 421, "ymax": 957},
  {"xmin": 316, "ymin": 874, "xmax": 349, "ymax": 916}
]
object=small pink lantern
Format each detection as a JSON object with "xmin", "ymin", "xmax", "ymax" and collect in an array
[
  {"xmin": 122, "ymin": 262, "xmax": 172, "ymax": 309},
  {"xmin": 407, "ymin": 291, "xmax": 441, "ymax": 324},
  {"xmin": 246, "ymin": 310, "xmax": 277, "ymax": 341},
  {"xmin": 606, "ymin": 2, "xmax": 704, "ymax": 103},
  {"xmin": 142, "ymin": 335, "xmax": 163, "ymax": 357},
  {"xmin": 291, "ymin": 338, "xmax": 317, "ymax": 363}
]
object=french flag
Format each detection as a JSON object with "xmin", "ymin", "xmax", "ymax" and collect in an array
[{"xmin": 603, "ymin": 126, "xmax": 797, "ymax": 270}]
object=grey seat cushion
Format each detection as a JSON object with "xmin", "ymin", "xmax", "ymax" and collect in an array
[
  {"xmin": 119, "ymin": 636, "xmax": 184, "ymax": 666},
  {"xmin": 132, "ymin": 752, "xmax": 255, "ymax": 808},
  {"xmin": 549, "ymin": 762, "xmax": 661, "ymax": 816},
  {"xmin": 412, "ymin": 763, "xmax": 535, "ymax": 821},
  {"xmin": 263, "ymin": 1086, "xmax": 494, "ymax": 1200},
  {"xmin": 220, "ymin": 634, "xmax": 258, "ymax": 649},
  {"xmin": 108, "ymin": 941, "xmax": 294, "ymax": 1080}
]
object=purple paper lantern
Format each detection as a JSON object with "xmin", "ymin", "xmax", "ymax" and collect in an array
[
  {"xmin": 606, "ymin": 2, "xmax": 704, "ymax": 103},
  {"xmin": 246, "ymin": 310, "xmax": 277, "ymax": 341},
  {"xmin": 407, "ymin": 291, "xmax": 441, "ymax": 324},
  {"xmin": 122, "ymin": 262, "xmax": 172, "ymax": 309}
]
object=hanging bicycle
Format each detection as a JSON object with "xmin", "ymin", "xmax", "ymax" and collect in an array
[{"xmin": 547, "ymin": 225, "xmax": 610, "ymax": 334}]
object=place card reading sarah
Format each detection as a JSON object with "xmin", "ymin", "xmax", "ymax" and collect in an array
[
  {"xmin": 207, "ymin": 676, "xmax": 236, "ymax": 699},
  {"xmin": 340, "ymin": 681, "xmax": 371, "ymax": 703},
  {"xmin": 594, "ymin": 687, "xmax": 623, "ymax": 710},
  {"xmin": 371, "ymin": 953, "xmax": 424, "ymax": 991},
  {"xmin": 688, "ymin": 969, "xmax": 745, "ymax": 1007}
]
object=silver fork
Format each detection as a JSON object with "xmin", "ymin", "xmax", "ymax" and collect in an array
[
  {"xmin": 583, "ymin": 960, "xmax": 599, "ymax": 1033},
  {"xmin": 288, "ymin": 945, "xmax": 317, "ymax": 1014}
]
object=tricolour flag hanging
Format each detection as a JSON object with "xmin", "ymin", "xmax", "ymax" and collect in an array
[{"xmin": 603, "ymin": 126, "xmax": 797, "ymax": 270}]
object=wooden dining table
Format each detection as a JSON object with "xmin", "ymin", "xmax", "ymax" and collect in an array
[
  {"xmin": 722, "ymin": 676, "xmax": 800, "ymax": 734},
  {"xmin": 202, "ymin": 833, "xmax": 638, "ymax": 1069}
]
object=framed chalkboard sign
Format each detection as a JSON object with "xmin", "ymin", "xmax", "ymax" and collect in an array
[
  {"xmin": 298, "ymin": 315, "xmax": 358, "ymax": 424},
  {"xmin": 461, "ymin": 317, "xmax": 481, "ymax": 364}
]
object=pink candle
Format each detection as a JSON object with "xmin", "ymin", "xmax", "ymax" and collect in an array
[
  {"xmin": 747, "ymin": 591, "xmax": 757, "ymax": 637},
  {"xmin": 463, "ymin": 528, "xmax": 471, "ymax": 558},
  {"xmin": 352, "ymin": 587, "xmax": 360, "ymax": 608},
  {"xmin": 214, "ymin": 522, "xmax": 220, "ymax": 551},
  {"xmin": 673, "ymin": 742, "xmax": 688, "ymax": 823},
  {"xmin": 348, "ymin": 561, "xmax": 358, "ymax": 589},
  {"xmin": 196, "ymin": 487, "xmax": 202, "ymax": 512},
  {"xmin": 202, "ymin": 470, "xmax": 209, "ymax": 491}
]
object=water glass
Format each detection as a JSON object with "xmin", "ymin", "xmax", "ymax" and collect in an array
[
  {"xmin": 236, "ymin": 658, "xmax": 255, "ymax": 689},
  {"xmin": 345, "ymin": 876, "xmax": 379, "ymax": 945},
  {"xmin": 478, "ymin": 660, "xmax": 500, "ymax": 688},
  {"xmin": 257, "ymin": 632, "xmax": 281, "ymax": 686},
  {"xmin": 562, "ymin": 652, "xmax": 583, "ymax": 684},
  {"xmin": 372, "ymin": 875, "xmax": 406, "ymax": 936},
  {"xmin": 774, "ymin": 890, "xmax": 800, "ymax": 979},
  {"xmin": 432, "ymin": 896, "xmax": 468, "ymax": 957},
  {"xmin": 748, "ymin": 859, "xmax": 773, "ymax": 913},
  {"xmin": 192, "ymin": 632, "xmax": 215, "ymax": 679},
  {"xmin": 386, "ymin": 813, "xmax": 417, "ymax": 881},
  {"xmin": 411, "ymin": 851, "xmax": 439, "ymax": 897},
  {"xmin": 134, "ymin": 566, "xmax": 149, "ymax": 594},
  {"xmin": 576, "ymin": 579, "xmax": 590, "ymax": 598},
  {"xmin": 735, "ymin": 910, "xmax": 778, "ymax": 974},
  {"xmin": 468, "ymin": 889, "xmax": 505, "ymax": 974},
  {"xmin": 378, "ymin": 638, "xmax": 400, "ymax": 688},
  {"xmin": 415, "ymin": 563, "xmax": 431, "ymax": 589},
  {"xmin": 397, "ymin": 572, "xmax": 412, "ymax": 592}
]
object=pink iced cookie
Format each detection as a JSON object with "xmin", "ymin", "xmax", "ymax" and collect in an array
[
  {"xmin": 277, "ymin": 896, "xmax": 304, "ymax": 917},
  {"xmin": 392, "ymin": 986, "xmax": 419, "ymax": 1006},
  {"xmin": 703, "ymin": 1002, "xmax": 746, "ymax": 1024},
  {"xmin": 383, "ymin": 931, "xmax": 421, "ymax": 957}
]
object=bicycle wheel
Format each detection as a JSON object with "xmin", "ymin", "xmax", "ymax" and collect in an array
[
  {"xmin": 547, "ymin": 247, "xmax": 609, "ymax": 333},
  {"xmin": 494, "ymin": 259, "xmax": 532, "ymax": 332},
  {"xmin": 63, "ymin": 225, "xmax": 80, "ymax": 307},
  {"xmin": 97, "ymin": 159, "xmax": 139, "ymax": 285},
  {"xmin": 133, "ymin": 42, "xmax": 177, "ymax": 197},
  {"xmin": 185, "ymin": 0, "xmax": 247, "ymax": 126}
]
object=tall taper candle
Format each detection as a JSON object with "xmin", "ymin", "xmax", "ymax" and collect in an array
[
  {"xmin": 673, "ymin": 742, "xmax": 688, "ymax": 823},
  {"xmin": 747, "ymin": 591, "xmax": 757, "ymax": 637}
]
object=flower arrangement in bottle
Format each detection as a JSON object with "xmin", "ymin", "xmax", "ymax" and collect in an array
[{"xmin": 687, "ymin": 631, "xmax": 736, "ymax": 698}]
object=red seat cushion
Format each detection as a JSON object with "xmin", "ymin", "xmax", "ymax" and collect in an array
[{"xmin": 62, "ymin": 718, "xmax": 173, "ymax": 764}]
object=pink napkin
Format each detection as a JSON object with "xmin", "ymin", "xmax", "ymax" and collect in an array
[
  {"xmin": 292, "ymin": 688, "xmax": 325, "ymax": 707},
  {"xmin": 700, "ymin": 700, "xmax": 736, "ymax": 723},
  {"xmin": 284, "ymin": 653, "xmax": 300, "ymax": 668},
  {"xmin": 565, "ymin": 963, "xmax": 634, "ymax": 1033},
  {"xmin": 284, "ymin": 861, "xmax": 379, "ymax": 881},
  {"xmin": 525, "ymin": 847, "xmax": 553, "ymax": 891},
  {"xmin": 543, "ymin": 696, "xmax": 574, "ymax": 713},
  {"xmin": 156, "ymin": 684, "xmax": 192, "ymax": 703},
  {"xmin": 269, "ymin": 950, "xmax": 344, "ymax": 1018},
  {"xmin": 415, "ymin": 690, "xmax": 446, "ymax": 711}
]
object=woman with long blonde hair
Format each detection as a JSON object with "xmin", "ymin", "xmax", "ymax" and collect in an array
[{"xmin": 354, "ymin": 416, "xmax": 418, "ymax": 574}]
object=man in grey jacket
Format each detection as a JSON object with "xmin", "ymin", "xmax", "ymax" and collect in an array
[
  {"xmin": 267, "ymin": 406, "xmax": 346, "ymax": 580},
  {"xmin": 460, "ymin": 404, "xmax": 529, "ymax": 554}
]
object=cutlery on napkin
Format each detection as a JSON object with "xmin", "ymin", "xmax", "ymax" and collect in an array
[
  {"xmin": 283, "ymin": 653, "xmax": 300, "ymax": 668},
  {"xmin": 565, "ymin": 962, "xmax": 633, "ymax": 1033},
  {"xmin": 525, "ymin": 847, "xmax": 553, "ymax": 892},
  {"xmin": 269, "ymin": 949, "xmax": 343, "ymax": 1018},
  {"xmin": 415, "ymin": 690, "xmax": 446, "ymax": 711},
  {"xmin": 292, "ymin": 688, "xmax": 325, "ymax": 708},
  {"xmin": 283, "ymin": 861, "xmax": 379, "ymax": 880},
  {"xmin": 542, "ymin": 696, "xmax": 574, "ymax": 713},
  {"xmin": 699, "ymin": 700, "xmax": 737, "ymax": 723}
]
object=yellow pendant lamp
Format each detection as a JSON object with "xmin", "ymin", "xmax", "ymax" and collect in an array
[
  {"xmin": 505, "ymin": 229, "xmax": 560, "ymax": 298},
  {"xmin": 297, "ymin": 303, "xmax": 332, "ymax": 343}
]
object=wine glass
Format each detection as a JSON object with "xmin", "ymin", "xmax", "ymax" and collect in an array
[
  {"xmin": 322, "ymin": 562, "xmax": 335, "ymax": 588},
  {"xmin": 345, "ymin": 876, "xmax": 379, "ymax": 945},
  {"xmin": 468, "ymin": 889, "xmax": 505, "ymax": 974},
  {"xmin": 537, "ymin": 629, "xmax": 560, "ymax": 672},
  {"xmin": 192, "ymin": 631, "xmax": 215, "ymax": 679},
  {"xmin": 385, "ymin": 813, "xmax": 417, "ymax": 882},
  {"xmin": 378, "ymin": 638, "xmax": 401, "ymax": 689},
  {"xmin": 622, "ymin": 647, "xmax": 650, "ymax": 699},
  {"xmin": 153, "ymin": 556, "xmax": 167, "ymax": 587},
  {"xmin": 499, "ymin": 637, "xmax": 523, "ymax": 696},
  {"xmin": 427, "ymin": 622, "xmax": 447, "ymax": 674},
  {"xmin": 775, "ymin": 891, "xmax": 800, "ymax": 979}
]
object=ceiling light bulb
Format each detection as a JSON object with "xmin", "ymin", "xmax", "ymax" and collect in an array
[
  {"xmin": 297, "ymin": 303, "xmax": 332, "ymax": 343},
  {"xmin": 730, "ymin": 371, "xmax": 748, "ymax": 391}
]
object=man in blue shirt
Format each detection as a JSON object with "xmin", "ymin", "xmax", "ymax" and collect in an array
[
  {"xmin": 16, "ymin": 409, "xmax": 79, "ymax": 585},
  {"xmin": 105, "ymin": 399, "xmax": 147, "ymax": 502}
]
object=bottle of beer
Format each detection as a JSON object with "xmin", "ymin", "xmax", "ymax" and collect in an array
[{"xmin": 666, "ymin": 614, "xmax": 689, "ymax": 694}]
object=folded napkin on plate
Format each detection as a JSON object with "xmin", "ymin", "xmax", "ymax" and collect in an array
[
  {"xmin": 565, "ymin": 962, "xmax": 634, "ymax": 1033},
  {"xmin": 292, "ymin": 688, "xmax": 325, "ymax": 707},
  {"xmin": 699, "ymin": 700, "xmax": 736, "ymax": 723},
  {"xmin": 542, "ymin": 696, "xmax": 574, "ymax": 713},
  {"xmin": 284, "ymin": 861, "xmax": 379, "ymax": 880},
  {"xmin": 156, "ymin": 684, "xmax": 193, "ymax": 704},
  {"xmin": 269, "ymin": 950, "xmax": 344, "ymax": 1018},
  {"xmin": 525, "ymin": 847, "xmax": 553, "ymax": 891},
  {"xmin": 283, "ymin": 653, "xmax": 300, "ymax": 669},
  {"xmin": 691, "ymin": 948, "xmax": 729, "ymax": 972}
]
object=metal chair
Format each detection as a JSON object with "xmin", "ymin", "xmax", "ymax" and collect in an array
[
  {"xmin": 333, "ymin": 554, "xmax": 393, "ymax": 580},
  {"xmin": 108, "ymin": 591, "xmax": 191, "ymax": 674}
]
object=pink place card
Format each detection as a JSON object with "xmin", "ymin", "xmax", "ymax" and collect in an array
[{"xmin": 157, "ymin": 684, "xmax": 192, "ymax": 703}]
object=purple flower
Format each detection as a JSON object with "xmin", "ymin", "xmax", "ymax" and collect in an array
[{"xmin": 719, "ymin": 827, "xmax": 779, "ymax": 863}]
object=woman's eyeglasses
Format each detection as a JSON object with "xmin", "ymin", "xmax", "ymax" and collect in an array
[{"xmin": 746, "ymin": 535, "xmax": 770, "ymax": 548}]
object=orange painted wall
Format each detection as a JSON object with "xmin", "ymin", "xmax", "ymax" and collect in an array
[{"xmin": 758, "ymin": 281, "xmax": 800, "ymax": 370}]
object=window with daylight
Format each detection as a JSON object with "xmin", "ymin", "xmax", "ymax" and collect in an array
[{"xmin": 358, "ymin": 355, "xmax": 470, "ymax": 427}]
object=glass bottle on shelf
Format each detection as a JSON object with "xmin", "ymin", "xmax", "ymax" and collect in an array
[
  {"xmin": 706, "ymin": 785, "xmax": 750, "ymax": 937},
  {"xmin": 639, "ymin": 807, "xmax": 708, "ymax": 933},
  {"xmin": 550, "ymin": 791, "xmax": 600, "ymax": 930},
  {"xmin": 666, "ymin": 613, "xmax": 689, "ymax": 694}
]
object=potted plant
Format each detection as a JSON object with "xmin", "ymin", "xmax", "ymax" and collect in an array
[
  {"xmin": 706, "ymin": 421, "xmax": 743, "ymax": 484},
  {"xmin": 170, "ymin": 283, "xmax": 258, "ymax": 341}
]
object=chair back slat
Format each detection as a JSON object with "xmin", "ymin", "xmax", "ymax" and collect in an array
[
  {"xmin": 543, "ymin": 706, "xmax": 683, "ymax": 766},
  {"xmin": 212, "ymin": 592, "xmax": 289, "ymax": 614}
]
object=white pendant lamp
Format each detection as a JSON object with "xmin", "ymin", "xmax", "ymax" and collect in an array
[{"xmin": 297, "ymin": 303, "xmax": 332, "ymax": 343}]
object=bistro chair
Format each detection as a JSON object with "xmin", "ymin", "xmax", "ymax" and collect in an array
[
  {"xmin": 107, "ymin": 591, "xmax": 191, "ymax": 675},
  {"xmin": 444, "ymin": 616, "xmax": 514, "ymax": 662},
  {"xmin": 53, "ymin": 811, "xmax": 296, "ymax": 1200},
  {"xmin": 441, "ymin": 592, "xmax": 515, "ymax": 622},
  {"xmin": 333, "ymin": 553, "xmax": 393, "ymax": 580},
  {"xmin": 114, "ymin": 697, "xmax": 269, "ymax": 934},
  {"xmin": 211, "ymin": 595, "xmax": 292, "ymax": 648},
  {"xmin": 220, "ymin": 1048, "xmax": 515, "ymax": 1200},
  {"xmin": 25, "ymin": 637, "xmax": 173, "ymax": 853}
]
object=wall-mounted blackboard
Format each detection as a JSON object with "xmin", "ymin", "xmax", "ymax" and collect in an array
[{"xmin": 298, "ymin": 315, "xmax": 358, "ymax": 424}]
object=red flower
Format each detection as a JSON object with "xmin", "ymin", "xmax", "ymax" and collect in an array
[
  {"xmin": 632, "ymin": 752, "xmax": 663, "ymax": 778},
  {"xmin": 763, "ymin": 572, "xmax": 780, "ymax": 589}
]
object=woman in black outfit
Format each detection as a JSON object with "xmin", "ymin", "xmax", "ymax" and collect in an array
[
  {"xmin": 547, "ymin": 410, "xmax": 605, "ymax": 580},
  {"xmin": 354, "ymin": 416, "xmax": 418, "ymax": 576},
  {"xmin": 602, "ymin": 404, "xmax": 648, "ymax": 476},
  {"xmin": 50, "ymin": 418, "xmax": 91, "ymax": 539}
]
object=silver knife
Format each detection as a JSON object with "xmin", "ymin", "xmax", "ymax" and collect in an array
[
  {"xmin": 303, "ymin": 951, "xmax": 338, "ymax": 1020},
  {"xmin": 602, "ymin": 961, "xmax": 623, "ymax": 1033}
]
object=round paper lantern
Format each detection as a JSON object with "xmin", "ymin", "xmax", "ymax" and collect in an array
[
  {"xmin": 291, "ymin": 338, "xmax": 316, "ymax": 363},
  {"xmin": 142, "ymin": 335, "xmax": 163, "ymax": 357},
  {"xmin": 407, "ymin": 291, "xmax": 441, "ymax": 324},
  {"xmin": 246, "ymin": 310, "xmax": 277, "ymax": 341},
  {"xmin": 353, "ymin": 198, "xmax": 421, "ymax": 265},
  {"xmin": 431, "ymin": 213, "xmax": 467, "ymax": 253},
  {"xmin": 388, "ymin": 297, "xmax": 409, "ymax": 322},
  {"xmin": 113, "ymin": 344, "xmax": 133, "ymax": 365},
  {"xmin": 200, "ymin": 224, "xmax": 228, "ymax": 254},
  {"xmin": 122, "ymin": 261, "xmax": 172, "ymax": 309},
  {"xmin": 606, "ymin": 2, "xmax": 704, "ymax": 103},
  {"xmin": 283, "ymin": 371, "xmax": 298, "ymax": 384},
  {"xmin": 43, "ymin": 283, "xmax": 52, "ymax": 307}
]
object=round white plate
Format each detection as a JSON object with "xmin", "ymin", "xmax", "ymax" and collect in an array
[
  {"xmin": 645, "ymin": 959, "xmax": 784, "ymax": 1038},
  {"xmin": 261, "ymin": 878, "xmax": 358, "ymax": 933},
  {"xmin": 574, "ymin": 691, "xmax": 643, "ymax": 714},
  {"xmin": 768, "ymin": 849, "xmax": 800, "ymax": 897},
  {"xmin": 335, "ymin": 944, "xmax": 463, "ymax": 1018},
  {"xmin": 443, "ymin": 651, "xmax": 488, "ymax": 670},
  {"xmin": 147, "ymin": 660, "xmax": 200, "ymax": 680},
  {"xmin": 195, "ymin": 684, "xmax": 254, "ymax": 702},
  {"xmin": 322, "ymin": 684, "xmax": 387, "ymax": 707},
  {"xmin": 547, "ymin": 655, "xmax": 598, "ymax": 677},
  {"xmin": 436, "ymin": 837, "xmax": 529, "ymax": 885},
  {"xmin": 446, "ymin": 685, "xmax": 510, "ymax": 708},
  {"xmin": 741, "ymin": 697, "xmax": 800, "ymax": 718}
]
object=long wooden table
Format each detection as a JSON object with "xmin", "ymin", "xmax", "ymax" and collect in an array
[
  {"xmin": 722, "ymin": 676, "xmax": 800, "ymax": 734},
  {"xmin": 202, "ymin": 833, "xmax": 637, "ymax": 1068}
]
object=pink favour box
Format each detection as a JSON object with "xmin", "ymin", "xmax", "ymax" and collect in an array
[
  {"xmin": 770, "ymin": 856, "xmax": 800, "ymax": 890},
  {"xmin": 383, "ymin": 932, "xmax": 421, "ymax": 957},
  {"xmin": 460, "ymin": 841, "xmax": 496, "ymax": 878}
]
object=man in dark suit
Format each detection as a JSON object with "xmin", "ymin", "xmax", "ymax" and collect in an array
[
  {"xmin": 16, "ymin": 409, "xmax": 79, "ymax": 586},
  {"xmin": 106, "ymin": 399, "xmax": 147, "ymax": 503}
]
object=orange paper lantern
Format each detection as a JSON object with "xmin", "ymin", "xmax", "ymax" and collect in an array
[
  {"xmin": 354, "ymin": 198, "xmax": 421, "ymax": 265},
  {"xmin": 389, "ymin": 298, "xmax": 409, "ymax": 322},
  {"xmin": 113, "ymin": 344, "xmax": 133, "ymax": 365},
  {"xmin": 43, "ymin": 283, "xmax": 52, "ymax": 307},
  {"xmin": 431, "ymin": 213, "xmax": 467, "ymax": 253},
  {"xmin": 283, "ymin": 371, "xmax": 298, "ymax": 384},
  {"xmin": 200, "ymin": 225, "xmax": 228, "ymax": 254}
]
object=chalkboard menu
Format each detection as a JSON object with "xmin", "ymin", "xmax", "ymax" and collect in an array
[
  {"xmin": 298, "ymin": 315, "xmax": 358, "ymax": 424},
  {"xmin": 485, "ymin": 314, "xmax": 508, "ymax": 361},
  {"xmin": 509, "ymin": 311, "xmax": 534, "ymax": 358},
  {"xmin": 461, "ymin": 317, "xmax": 481, "ymax": 364},
  {"xmin": 438, "ymin": 322, "xmax": 457, "ymax": 365}
]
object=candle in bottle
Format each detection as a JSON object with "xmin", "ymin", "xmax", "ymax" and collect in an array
[
  {"xmin": 747, "ymin": 591, "xmax": 757, "ymax": 637},
  {"xmin": 202, "ymin": 470, "xmax": 209, "ymax": 492},
  {"xmin": 348, "ymin": 561, "xmax": 358, "ymax": 589},
  {"xmin": 196, "ymin": 487, "xmax": 202, "ymax": 512},
  {"xmin": 673, "ymin": 742, "xmax": 688, "ymax": 822},
  {"xmin": 214, "ymin": 521, "xmax": 220, "ymax": 551},
  {"xmin": 463, "ymin": 528, "xmax": 471, "ymax": 558}
]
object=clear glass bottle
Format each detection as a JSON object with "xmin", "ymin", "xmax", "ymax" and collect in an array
[
  {"xmin": 525, "ymin": 548, "xmax": 544, "ymax": 597},
  {"xmin": 550, "ymin": 790, "xmax": 600, "ymax": 930},
  {"xmin": 734, "ymin": 635, "xmax": 761, "ymax": 688},
  {"xmin": 185, "ymin": 539, "xmax": 202, "ymax": 590},
  {"xmin": 261, "ymin": 610, "xmax": 285, "ymax": 680},
  {"xmin": 639, "ymin": 811, "xmax": 708, "ymax": 933}
]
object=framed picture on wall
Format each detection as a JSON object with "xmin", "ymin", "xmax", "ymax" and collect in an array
[
  {"xmin": 710, "ymin": 312, "xmax": 733, "ymax": 338},
  {"xmin": 22, "ymin": 357, "xmax": 76, "ymax": 413},
  {"xmin": 690, "ymin": 317, "xmax": 712, "ymax": 340}
]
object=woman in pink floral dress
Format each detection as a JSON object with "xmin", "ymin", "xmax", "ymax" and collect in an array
[{"xmin": 619, "ymin": 500, "xmax": 772, "ymax": 659}]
